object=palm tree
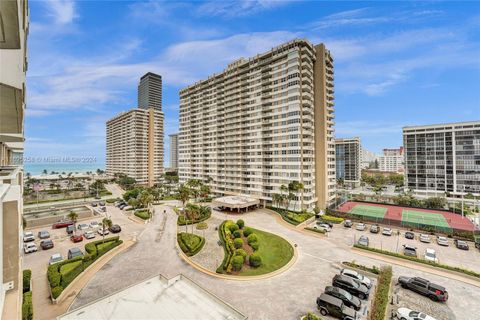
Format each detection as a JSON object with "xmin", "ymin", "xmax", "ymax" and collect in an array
[
  {"xmin": 177, "ymin": 185, "xmax": 191, "ymax": 232},
  {"xmin": 101, "ymin": 218, "xmax": 112, "ymax": 243},
  {"xmin": 138, "ymin": 190, "xmax": 154, "ymax": 209},
  {"xmin": 200, "ymin": 184, "xmax": 211, "ymax": 202},
  {"xmin": 186, "ymin": 179, "xmax": 201, "ymax": 202},
  {"xmin": 67, "ymin": 211, "xmax": 78, "ymax": 235},
  {"xmin": 272, "ymin": 193, "xmax": 283, "ymax": 208},
  {"xmin": 288, "ymin": 181, "xmax": 304, "ymax": 211}
]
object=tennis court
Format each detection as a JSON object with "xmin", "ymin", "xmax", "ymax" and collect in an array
[
  {"xmin": 402, "ymin": 209, "xmax": 451, "ymax": 231},
  {"xmin": 349, "ymin": 205, "xmax": 387, "ymax": 219}
]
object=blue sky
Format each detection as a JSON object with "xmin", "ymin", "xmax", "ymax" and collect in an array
[{"xmin": 25, "ymin": 0, "xmax": 480, "ymax": 168}]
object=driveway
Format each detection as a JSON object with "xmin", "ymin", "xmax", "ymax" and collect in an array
[{"xmin": 69, "ymin": 208, "xmax": 480, "ymax": 320}]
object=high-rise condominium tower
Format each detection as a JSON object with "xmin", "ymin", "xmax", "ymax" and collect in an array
[
  {"xmin": 335, "ymin": 137, "xmax": 361, "ymax": 187},
  {"xmin": 378, "ymin": 147, "xmax": 404, "ymax": 173},
  {"xmin": 179, "ymin": 39, "xmax": 335, "ymax": 210},
  {"xmin": 0, "ymin": 0, "xmax": 28, "ymax": 317},
  {"xmin": 169, "ymin": 134, "xmax": 179, "ymax": 169},
  {"xmin": 403, "ymin": 121, "xmax": 480, "ymax": 197},
  {"xmin": 138, "ymin": 72, "xmax": 162, "ymax": 110}
]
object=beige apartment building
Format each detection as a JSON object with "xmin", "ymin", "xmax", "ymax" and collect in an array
[
  {"xmin": 169, "ymin": 133, "xmax": 179, "ymax": 169},
  {"xmin": 106, "ymin": 108, "xmax": 164, "ymax": 186},
  {"xmin": 0, "ymin": 0, "xmax": 29, "ymax": 318},
  {"xmin": 179, "ymin": 39, "xmax": 335, "ymax": 210}
]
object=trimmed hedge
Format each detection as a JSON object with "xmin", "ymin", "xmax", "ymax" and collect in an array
[
  {"xmin": 235, "ymin": 249, "xmax": 247, "ymax": 259},
  {"xmin": 319, "ymin": 215, "xmax": 344, "ymax": 224},
  {"xmin": 343, "ymin": 261, "xmax": 380, "ymax": 275},
  {"xmin": 177, "ymin": 232, "xmax": 205, "ymax": 257},
  {"xmin": 237, "ymin": 219, "xmax": 245, "ymax": 229},
  {"xmin": 305, "ymin": 227, "xmax": 326, "ymax": 235},
  {"xmin": 60, "ymin": 260, "xmax": 83, "ymax": 288},
  {"xmin": 369, "ymin": 266, "xmax": 392, "ymax": 320},
  {"xmin": 135, "ymin": 210, "xmax": 151, "ymax": 220},
  {"xmin": 247, "ymin": 233, "xmax": 258, "ymax": 244},
  {"xmin": 249, "ymin": 253, "xmax": 262, "ymax": 267},
  {"xmin": 243, "ymin": 227, "xmax": 253, "ymax": 237},
  {"xmin": 354, "ymin": 244, "xmax": 480, "ymax": 279},
  {"xmin": 234, "ymin": 238, "xmax": 244, "ymax": 249},
  {"xmin": 233, "ymin": 230, "xmax": 242, "ymax": 238},
  {"xmin": 232, "ymin": 255, "xmax": 244, "ymax": 271},
  {"xmin": 23, "ymin": 269, "xmax": 32, "ymax": 294},
  {"xmin": 22, "ymin": 291, "xmax": 33, "ymax": 320},
  {"xmin": 250, "ymin": 242, "xmax": 260, "ymax": 251},
  {"xmin": 216, "ymin": 221, "xmax": 235, "ymax": 274},
  {"xmin": 267, "ymin": 206, "xmax": 314, "ymax": 225}
]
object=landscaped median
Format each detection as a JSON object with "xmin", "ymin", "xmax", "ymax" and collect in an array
[
  {"xmin": 134, "ymin": 209, "xmax": 151, "ymax": 220},
  {"xmin": 177, "ymin": 204, "xmax": 211, "ymax": 226},
  {"xmin": 354, "ymin": 244, "xmax": 480, "ymax": 279},
  {"xmin": 267, "ymin": 206, "xmax": 313, "ymax": 225},
  {"xmin": 177, "ymin": 232, "xmax": 205, "ymax": 256},
  {"xmin": 47, "ymin": 236, "xmax": 123, "ymax": 301},
  {"xmin": 22, "ymin": 269, "xmax": 33, "ymax": 320}
]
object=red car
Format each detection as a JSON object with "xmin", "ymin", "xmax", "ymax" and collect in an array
[
  {"xmin": 52, "ymin": 220, "xmax": 74, "ymax": 229},
  {"xmin": 70, "ymin": 234, "xmax": 83, "ymax": 243}
]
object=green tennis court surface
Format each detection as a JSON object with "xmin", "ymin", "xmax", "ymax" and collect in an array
[
  {"xmin": 349, "ymin": 205, "xmax": 387, "ymax": 219},
  {"xmin": 401, "ymin": 210, "xmax": 450, "ymax": 228}
]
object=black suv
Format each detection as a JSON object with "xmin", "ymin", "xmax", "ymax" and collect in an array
[
  {"xmin": 332, "ymin": 274, "xmax": 370, "ymax": 300},
  {"xmin": 109, "ymin": 224, "xmax": 122, "ymax": 233},
  {"xmin": 316, "ymin": 293, "xmax": 357, "ymax": 320},
  {"xmin": 324, "ymin": 285, "xmax": 361, "ymax": 311},
  {"xmin": 405, "ymin": 231, "xmax": 415, "ymax": 239},
  {"xmin": 398, "ymin": 276, "xmax": 448, "ymax": 302}
]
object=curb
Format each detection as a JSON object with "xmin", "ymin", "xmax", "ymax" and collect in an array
[{"xmin": 351, "ymin": 247, "xmax": 480, "ymax": 287}]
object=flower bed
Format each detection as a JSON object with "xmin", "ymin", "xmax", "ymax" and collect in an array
[
  {"xmin": 47, "ymin": 236, "xmax": 123, "ymax": 300},
  {"xmin": 177, "ymin": 232, "xmax": 205, "ymax": 256},
  {"xmin": 267, "ymin": 206, "xmax": 313, "ymax": 225}
]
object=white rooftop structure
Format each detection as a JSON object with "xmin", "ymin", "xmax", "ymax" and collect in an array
[
  {"xmin": 213, "ymin": 195, "xmax": 260, "ymax": 212},
  {"xmin": 58, "ymin": 274, "xmax": 247, "ymax": 320}
]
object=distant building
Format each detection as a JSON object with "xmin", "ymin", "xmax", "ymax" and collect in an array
[
  {"xmin": 138, "ymin": 72, "xmax": 162, "ymax": 110},
  {"xmin": 179, "ymin": 39, "xmax": 336, "ymax": 210},
  {"xmin": 0, "ymin": 0, "xmax": 29, "ymax": 318},
  {"xmin": 378, "ymin": 147, "xmax": 404, "ymax": 173},
  {"xmin": 169, "ymin": 133, "xmax": 179, "ymax": 169},
  {"xmin": 403, "ymin": 121, "xmax": 480, "ymax": 197},
  {"xmin": 360, "ymin": 147, "xmax": 377, "ymax": 169},
  {"xmin": 335, "ymin": 137, "xmax": 361, "ymax": 187}
]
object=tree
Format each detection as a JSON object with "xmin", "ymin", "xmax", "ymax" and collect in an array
[
  {"xmin": 138, "ymin": 190, "xmax": 154, "ymax": 208},
  {"xmin": 288, "ymin": 181, "xmax": 304, "ymax": 211},
  {"xmin": 177, "ymin": 184, "xmax": 190, "ymax": 207},
  {"xmin": 67, "ymin": 211, "xmax": 78, "ymax": 235},
  {"xmin": 128, "ymin": 198, "xmax": 139, "ymax": 208},
  {"xmin": 42, "ymin": 169, "xmax": 48, "ymax": 175},
  {"xmin": 200, "ymin": 184, "xmax": 211, "ymax": 202},
  {"xmin": 123, "ymin": 188, "xmax": 142, "ymax": 202},
  {"xmin": 272, "ymin": 193, "xmax": 283, "ymax": 208},
  {"xmin": 101, "ymin": 218, "xmax": 112, "ymax": 242},
  {"xmin": 186, "ymin": 179, "xmax": 201, "ymax": 201}
]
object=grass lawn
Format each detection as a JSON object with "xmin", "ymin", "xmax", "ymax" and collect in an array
[{"xmin": 239, "ymin": 228, "xmax": 294, "ymax": 276}]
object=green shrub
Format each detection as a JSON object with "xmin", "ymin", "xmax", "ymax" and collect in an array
[
  {"xmin": 370, "ymin": 266, "xmax": 392, "ymax": 320},
  {"xmin": 47, "ymin": 266, "xmax": 61, "ymax": 288},
  {"xmin": 51, "ymin": 286, "xmax": 63, "ymax": 299},
  {"xmin": 304, "ymin": 313, "xmax": 321, "ymax": 320},
  {"xmin": 135, "ymin": 210, "xmax": 150, "ymax": 220},
  {"xmin": 196, "ymin": 222, "xmax": 208, "ymax": 230},
  {"xmin": 250, "ymin": 242, "xmax": 260, "ymax": 251},
  {"xmin": 305, "ymin": 227, "xmax": 325, "ymax": 234},
  {"xmin": 234, "ymin": 238, "xmax": 244, "ymax": 249},
  {"xmin": 22, "ymin": 269, "xmax": 32, "ymax": 294},
  {"xmin": 85, "ymin": 242, "xmax": 97, "ymax": 258},
  {"xmin": 320, "ymin": 215, "xmax": 344, "ymax": 224},
  {"xmin": 231, "ymin": 255, "xmax": 244, "ymax": 271},
  {"xmin": 60, "ymin": 260, "xmax": 83, "ymax": 288},
  {"xmin": 237, "ymin": 219, "xmax": 245, "ymax": 229},
  {"xmin": 235, "ymin": 249, "xmax": 247, "ymax": 259},
  {"xmin": 247, "ymin": 233, "xmax": 258, "ymax": 244},
  {"xmin": 177, "ymin": 233, "xmax": 205, "ymax": 256},
  {"xmin": 249, "ymin": 253, "xmax": 262, "ymax": 267},
  {"xmin": 233, "ymin": 230, "xmax": 242, "ymax": 238},
  {"xmin": 22, "ymin": 291, "xmax": 33, "ymax": 320},
  {"xmin": 216, "ymin": 221, "xmax": 234, "ymax": 273},
  {"xmin": 228, "ymin": 223, "xmax": 239, "ymax": 233},
  {"xmin": 243, "ymin": 227, "xmax": 253, "ymax": 237}
]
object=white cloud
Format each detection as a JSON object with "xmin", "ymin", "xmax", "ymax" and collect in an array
[
  {"xmin": 197, "ymin": 0, "xmax": 296, "ymax": 17},
  {"xmin": 44, "ymin": 0, "xmax": 77, "ymax": 25}
]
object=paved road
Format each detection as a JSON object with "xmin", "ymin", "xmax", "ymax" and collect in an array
[{"xmin": 70, "ymin": 207, "xmax": 480, "ymax": 320}]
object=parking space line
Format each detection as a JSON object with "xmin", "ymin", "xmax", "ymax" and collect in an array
[{"xmin": 303, "ymin": 252, "xmax": 335, "ymax": 264}]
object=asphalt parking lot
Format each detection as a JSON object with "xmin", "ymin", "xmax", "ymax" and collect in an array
[{"xmin": 314, "ymin": 220, "xmax": 480, "ymax": 274}]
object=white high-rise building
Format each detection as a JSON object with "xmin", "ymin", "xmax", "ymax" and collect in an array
[
  {"xmin": 404, "ymin": 121, "xmax": 480, "ymax": 197},
  {"xmin": 360, "ymin": 147, "xmax": 377, "ymax": 169},
  {"xmin": 0, "ymin": 0, "xmax": 28, "ymax": 317},
  {"xmin": 378, "ymin": 147, "xmax": 404, "ymax": 173},
  {"xmin": 169, "ymin": 134, "xmax": 179, "ymax": 169},
  {"xmin": 179, "ymin": 39, "xmax": 335, "ymax": 210}
]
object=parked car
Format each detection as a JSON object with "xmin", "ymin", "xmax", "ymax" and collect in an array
[
  {"xmin": 38, "ymin": 230, "xmax": 50, "ymax": 239},
  {"xmin": 340, "ymin": 268, "xmax": 372, "ymax": 289},
  {"xmin": 70, "ymin": 234, "xmax": 83, "ymax": 243},
  {"xmin": 66, "ymin": 225, "xmax": 76, "ymax": 235},
  {"xmin": 404, "ymin": 231, "xmax": 415, "ymax": 239},
  {"xmin": 40, "ymin": 240, "xmax": 54, "ymax": 250},
  {"xmin": 382, "ymin": 228, "xmax": 393, "ymax": 236},
  {"xmin": 454, "ymin": 239, "xmax": 469, "ymax": 250},
  {"xmin": 99, "ymin": 201, "xmax": 105, "ymax": 206},
  {"xmin": 395, "ymin": 307, "xmax": 437, "ymax": 320},
  {"xmin": 402, "ymin": 244, "xmax": 417, "ymax": 257},
  {"xmin": 318, "ymin": 220, "xmax": 333, "ymax": 228},
  {"xmin": 67, "ymin": 247, "xmax": 84, "ymax": 259},
  {"xmin": 52, "ymin": 220, "xmax": 74, "ymax": 229},
  {"xmin": 424, "ymin": 248, "xmax": 438, "ymax": 263},
  {"xmin": 356, "ymin": 223, "xmax": 366, "ymax": 231},
  {"xmin": 98, "ymin": 228, "xmax": 110, "ymax": 236},
  {"xmin": 83, "ymin": 230, "xmax": 95, "ymax": 239},
  {"xmin": 23, "ymin": 243, "xmax": 38, "ymax": 254},
  {"xmin": 109, "ymin": 224, "xmax": 122, "ymax": 233},
  {"xmin": 419, "ymin": 234, "xmax": 431, "ymax": 243},
  {"xmin": 344, "ymin": 220, "xmax": 353, "ymax": 228},
  {"xmin": 369, "ymin": 224, "xmax": 379, "ymax": 234},
  {"xmin": 332, "ymin": 275, "xmax": 370, "ymax": 300},
  {"xmin": 119, "ymin": 204, "xmax": 126, "ymax": 210},
  {"xmin": 324, "ymin": 285, "xmax": 361, "ymax": 311},
  {"xmin": 23, "ymin": 231, "xmax": 35, "ymax": 242},
  {"xmin": 316, "ymin": 293, "xmax": 357, "ymax": 320},
  {"xmin": 90, "ymin": 221, "xmax": 100, "ymax": 229},
  {"xmin": 357, "ymin": 235, "xmax": 369, "ymax": 247},
  {"xmin": 49, "ymin": 253, "xmax": 64, "ymax": 265},
  {"xmin": 398, "ymin": 276, "xmax": 448, "ymax": 301},
  {"xmin": 436, "ymin": 236, "xmax": 449, "ymax": 246},
  {"xmin": 91, "ymin": 202, "xmax": 98, "ymax": 207},
  {"xmin": 77, "ymin": 223, "xmax": 89, "ymax": 230}
]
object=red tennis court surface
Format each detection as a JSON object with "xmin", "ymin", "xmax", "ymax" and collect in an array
[{"xmin": 337, "ymin": 201, "xmax": 475, "ymax": 232}]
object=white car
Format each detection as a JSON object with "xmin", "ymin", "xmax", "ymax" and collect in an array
[
  {"xmin": 84, "ymin": 230, "xmax": 96, "ymax": 239},
  {"xmin": 23, "ymin": 243, "xmax": 37, "ymax": 254},
  {"xmin": 314, "ymin": 222, "xmax": 331, "ymax": 232},
  {"xmin": 356, "ymin": 223, "xmax": 366, "ymax": 231},
  {"xmin": 98, "ymin": 228, "xmax": 109, "ymax": 236},
  {"xmin": 382, "ymin": 228, "xmax": 393, "ymax": 236},
  {"xmin": 23, "ymin": 231, "xmax": 35, "ymax": 242},
  {"xmin": 49, "ymin": 253, "xmax": 64, "ymax": 265},
  {"xmin": 340, "ymin": 268, "xmax": 372, "ymax": 288},
  {"xmin": 396, "ymin": 307, "xmax": 437, "ymax": 320},
  {"xmin": 77, "ymin": 223, "xmax": 89, "ymax": 230},
  {"xmin": 436, "ymin": 236, "xmax": 449, "ymax": 246},
  {"xmin": 419, "ymin": 234, "xmax": 431, "ymax": 243},
  {"xmin": 424, "ymin": 248, "xmax": 439, "ymax": 263},
  {"xmin": 89, "ymin": 221, "xmax": 100, "ymax": 229}
]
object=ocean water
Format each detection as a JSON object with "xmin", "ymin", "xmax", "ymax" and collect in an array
[{"xmin": 25, "ymin": 163, "xmax": 105, "ymax": 175}]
